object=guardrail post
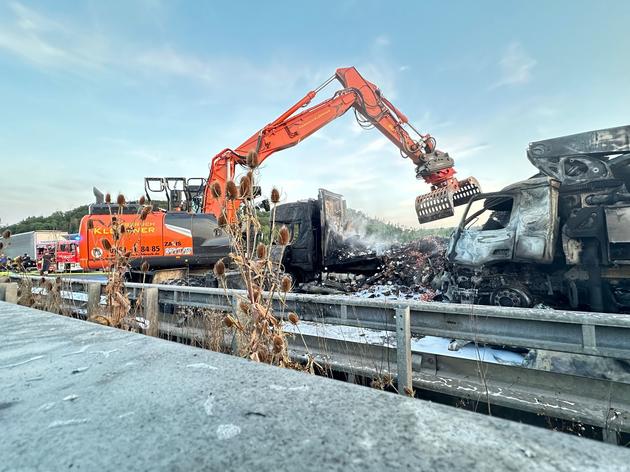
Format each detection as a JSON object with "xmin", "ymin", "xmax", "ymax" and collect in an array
[
  {"xmin": 145, "ymin": 287, "xmax": 159, "ymax": 337},
  {"xmin": 230, "ymin": 295, "xmax": 241, "ymax": 354},
  {"xmin": 396, "ymin": 306, "xmax": 412, "ymax": 396},
  {"xmin": 581, "ymin": 324, "xmax": 597, "ymax": 355},
  {"xmin": 87, "ymin": 283, "xmax": 101, "ymax": 318},
  {"xmin": 5, "ymin": 283, "xmax": 19, "ymax": 304}
]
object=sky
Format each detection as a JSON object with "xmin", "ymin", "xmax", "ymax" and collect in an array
[{"xmin": 1, "ymin": 0, "xmax": 629, "ymax": 228}]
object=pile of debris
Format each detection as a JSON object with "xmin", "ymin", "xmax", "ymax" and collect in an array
[{"xmin": 300, "ymin": 236, "xmax": 448, "ymax": 301}]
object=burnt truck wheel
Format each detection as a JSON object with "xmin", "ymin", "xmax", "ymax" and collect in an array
[{"xmin": 490, "ymin": 287, "xmax": 533, "ymax": 308}]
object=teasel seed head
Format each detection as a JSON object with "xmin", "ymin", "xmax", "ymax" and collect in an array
[
  {"xmin": 272, "ymin": 335, "xmax": 284, "ymax": 353},
  {"xmin": 101, "ymin": 238, "xmax": 112, "ymax": 251},
  {"xmin": 210, "ymin": 181, "xmax": 222, "ymax": 199},
  {"xmin": 239, "ymin": 174, "xmax": 252, "ymax": 198},
  {"xmin": 256, "ymin": 242, "xmax": 266, "ymax": 259},
  {"xmin": 277, "ymin": 226, "xmax": 290, "ymax": 246},
  {"xmin": 270, "ymin": 187, "xmax": 280, "ymax": 204},
  {"xmin": 105, "ymin": 193, "xmax": 111, "ymax": 204},
  {"xmin": 213, "ymin": 258, "xmax": 226, "ymax": 277},
  {"xmin": 225, "ymin": 180, "xmax": 238, "ymax": 200},
  {"xmin": 140, "ymin": 206, "xmax": 151, "ymax": 221},
  {"xmin": 280, "ymin": 275, "xmax": 292, "ymax": 292},
  {"xmin": 238, "ymin": 300, "xmax": 251, "ymax": 314},
  {"xmin": 246, "ymin": 150, "xmax": 259, "ymax": 168},
  {"xmin": 288, "ymin": 312, "xmax": 299, "ymax": 325},
  {"xmin": 117, "ymin": 194, "xmax": 126, "ymax": 206},
  {"xmin": 2, "ymin": 230, "xmax": 10, "ymax": 239}
]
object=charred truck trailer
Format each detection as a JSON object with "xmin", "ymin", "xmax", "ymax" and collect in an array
[
  {"xmin": 442, "ymin": 125, "xmax": 630, "ymax": 313},
  {"xmin": 275, "ymin": 189, "xmax": 379, "ymax": 282}
]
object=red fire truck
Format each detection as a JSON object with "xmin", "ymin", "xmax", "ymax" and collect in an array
[{"xmin": 36, "ymin": 237, "xmax": 81, "ymax": 273}]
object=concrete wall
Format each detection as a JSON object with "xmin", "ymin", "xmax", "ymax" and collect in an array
[{"xmin": 1, "ymin": 301, "xmax": 628, "ymax": 471}]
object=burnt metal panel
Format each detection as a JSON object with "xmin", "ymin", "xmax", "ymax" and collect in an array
[
  {"xmin": 513, "ymin": 180, "xmax": 559, "ymax": 263},
  {"xmin": 318, "ymin": 188, "xmax": 347, "ymax": 266},
  {"xmin": 527, "ymin": 125, "xmax": 630, "ymax": 185},
  {"xmin": 605, "ymin": 207, "xmax": 630, "ymax": 243}
]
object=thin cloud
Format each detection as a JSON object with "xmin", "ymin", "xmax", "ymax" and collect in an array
[
  {"xmin": 0, "ymin": 3, "xmax": 326, "ymax": 100},
  {"xmin": 0, "ymin": 2, "xmax": 107, "ymax": 70},
  {"xmin": 374, "ymin": 35, "xmax": 390, "ymax": 47},
  {"xmin": 490, "ymin": 41, "xmax": 536, "ymax": 89}
]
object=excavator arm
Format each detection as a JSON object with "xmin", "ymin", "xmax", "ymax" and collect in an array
[{"xmin": 202, "ymin": 66, "xmax": 480, "ymax": 223}]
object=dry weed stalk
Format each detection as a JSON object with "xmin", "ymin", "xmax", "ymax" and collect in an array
[
  {"xmin": 89, "ymin": 194, "xmax": 151, "ymax": 329},
  {"xmin": 32, "ymin": 276, "xmax": 66, "ymax": 314},
  {"xmin": 213, "ymin": 151, "xmax": 309, "ymax": 368}
]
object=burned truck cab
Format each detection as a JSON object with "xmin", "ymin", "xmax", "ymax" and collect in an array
[
  {"xmin": 444, "ymin": 125, "xmax": 630, "ymax": 312},
  {"xmin": 445, "ymin": 178, "xmax": 561, "ymax": 306},
  {"xmin": 448, "ymin": 178, "xmax": 560, "ymax": 267}
]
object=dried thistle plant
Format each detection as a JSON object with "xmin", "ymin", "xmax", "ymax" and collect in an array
[
  {"xmin": 34, "ymin": 276, "xmax": 67, "ymax": 315},
  {"xmin": 211, "ymin": 151, "xmax": 306, "ymax": 368},
  {"xmin": 89, "ymin": 195, "xmax": 152, "ymax": 330}
]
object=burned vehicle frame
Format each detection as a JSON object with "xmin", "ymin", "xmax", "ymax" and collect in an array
[
  {"xmin": 274, "ymin": 189, "xmax": 380, "ymax": 282},
  {"xmin": 442, "ymin": 125, "xmax": 630, "ymax": 313}
]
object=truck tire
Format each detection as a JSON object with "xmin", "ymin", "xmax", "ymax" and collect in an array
[{"xmin": 490, "ymin": 286, "xmax": 533, "ymax": 308}]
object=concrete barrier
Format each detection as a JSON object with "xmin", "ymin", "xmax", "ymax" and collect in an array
[
  {"xmin": 0, "ymin": 282, "xmax": 18, "ymax": 303},
  {"xmin": 1, "ymin": 301, "xmax": 628, "ymax": 471}
]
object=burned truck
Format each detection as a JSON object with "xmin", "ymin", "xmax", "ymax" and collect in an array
[
  {"xmin": 274, "ymin": 189, "xmax": 380, "ymax": 282},
  {"xmin": 442, "ymin": 125, "xmax": 630, "ymax": 313}
]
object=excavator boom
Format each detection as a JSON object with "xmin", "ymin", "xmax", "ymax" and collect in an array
[{"xmin": 202, "ymin": 66, "xmax": 480, "ymax": 223}]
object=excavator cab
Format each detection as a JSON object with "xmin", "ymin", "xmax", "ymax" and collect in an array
[
  {"xmin": 415, "ymin": 176, "xmax": 482, "ymax": 224},
  {"xmin": 144, "ymin": 177, "xmax": 207, "ymax": 212}
]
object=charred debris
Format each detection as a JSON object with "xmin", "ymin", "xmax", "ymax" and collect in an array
[
  {"xmin": 300, "ymin": 236, "xmax": 448, "ymax": 301},
  {"xmin": 275, "ymin": 189, "xmax": 449, "ymax": 300}
]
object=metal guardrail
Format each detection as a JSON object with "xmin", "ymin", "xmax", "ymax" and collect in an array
[
  {"xmin": 3, "ymin": 275, "xmax": 630, "ymax": 442},
  {"xmin": 6, "ymin": 274, "xmax": 630, "ymax": 360},
  {"xmin": 121, "ymin": 281, "xmax": 630, "ymax": 361}
]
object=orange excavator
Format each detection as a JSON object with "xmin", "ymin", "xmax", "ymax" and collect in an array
[{"xmin": 79, "ymin": 66, "xmax": 479, "ymax": 277}]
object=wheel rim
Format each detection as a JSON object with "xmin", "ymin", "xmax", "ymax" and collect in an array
[{"xmin": 492, "ymin": 288, "xmax": 531, "ymax": 307}]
